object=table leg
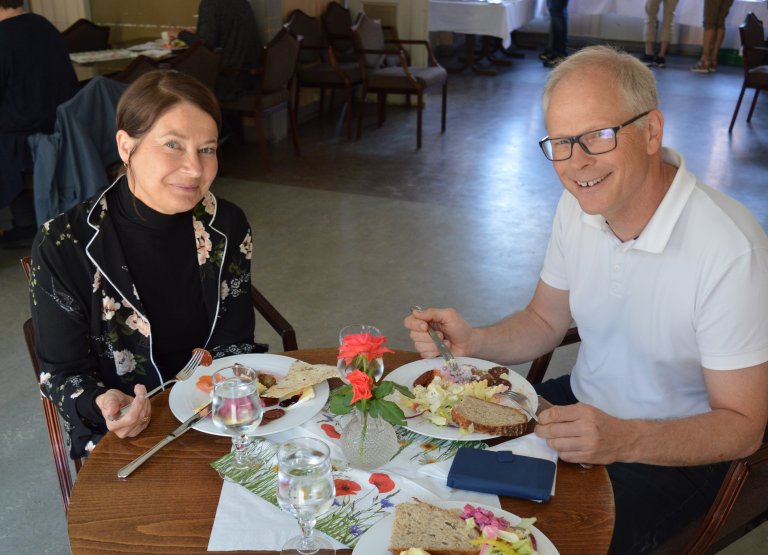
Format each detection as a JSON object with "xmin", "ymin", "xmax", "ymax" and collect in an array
[{"xmin": 447, "ymin": 34, "xmax": 497, "ymax": 76}]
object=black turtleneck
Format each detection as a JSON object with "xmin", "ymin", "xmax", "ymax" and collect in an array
[{"xmin": 109, "ymin": 179, "xmax": 209, "ymax": 380}]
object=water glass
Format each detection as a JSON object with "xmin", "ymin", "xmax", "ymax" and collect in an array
[
  {"xmin": 211, "ymin": 364, "xmax": 262, "ymax": 467},
  {"xmin": 277, "ymin": 437, "xmax": 336, "ymax": 555},
  {"xmin": 337, "ymin": 324, "xmax": 384, "ymax": 383}
]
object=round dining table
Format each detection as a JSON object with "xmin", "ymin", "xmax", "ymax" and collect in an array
[{"xmin": 67, "ymin": 348, "xmax": 614, "ymax": 554}]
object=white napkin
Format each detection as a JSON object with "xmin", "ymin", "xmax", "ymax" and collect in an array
[{"xmin": 418, "ymin": 433, "xmax": 558, "ymax": 501}]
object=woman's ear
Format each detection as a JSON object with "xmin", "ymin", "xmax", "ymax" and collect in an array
[
  {"xmin": 116, "ymin": 130, "xmax": 136, "ymax": 164},
  {"xmin": 646, "ymin": 109, "xmax": 664, "ymax": 155}
]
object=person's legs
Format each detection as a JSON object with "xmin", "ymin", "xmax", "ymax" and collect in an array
[
  {"xmin": 547, "ymin": 0, "xmax": 569, "ymax": 58},
  {"xmin": 533, "ymin": 374, "xmax": 579, "ymax": 406},
  {"xmin": 607, "ymin": 461, "xmax": 729, "ymax": 554},
  {"xmin": 644, "ymin": 0, "xmax": 662, "ymax": 57},
  {"xmin": 656, "ymin": 0, "xmax": 679, "ymax": 59}
]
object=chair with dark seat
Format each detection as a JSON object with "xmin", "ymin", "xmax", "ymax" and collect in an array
[
  {"xmin": 220, "ymin": 28, "xmax": 302, "ymax": 172},
  {"xmin": 285, "ymin": 9, "xmax": 362, "ymax": 138},
  {"xmin": 61, "ymin": 18, "xmax": 110, "ymax": 53},
  {"xmin": 161, "ymin": 41, "xmax": 223, "ymax": 94},
  {"xmin": 20, "ymin": 254, "xmax": 296, "ymax": 512},
  {"xmin": 528, "ymin": 327, "xmax": 768, "ymax": 555},
  {"xmin": 729, "ymin": 12, "xmax": 768, "ymax": 133},
  {"xmin": 351, "ymin": 13, "xmax": 447, "ymax": 149}
]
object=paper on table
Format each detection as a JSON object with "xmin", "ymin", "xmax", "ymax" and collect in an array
[{"xmin": 419, "ymin": 433, "xmax": 558, "ymax": 501}]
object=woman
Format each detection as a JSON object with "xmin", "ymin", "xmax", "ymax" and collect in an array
[
  {"xmin": 29, "ymin": 70, "xmax": 257, "ymax": 459},
  {"xmin": 691, "ymin": 0, "xmax": 735, "ymax": 72}
]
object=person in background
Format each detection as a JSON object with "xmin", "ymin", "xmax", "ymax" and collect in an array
[
  {"xmin": 0, "ymin": 0, "xmax": 79, "ymax": 249},
  {"xmin": 641, "ymin": 0, "xmax": 680, "ymax": 68},
  {"xmin": 540, "ymin": 0, "xmax": 570, "ymax": 68},
  {"xmin": 169, "ymin": 0, "xmax": 262, "ymax": 100},
  {"xmin": 405, "ymin": 46, "xmax": 768, "ymax": 553},
  {"xmin": 691, "ymin": 0, "xmax": 735, "ymax": 72},
  {"xmin": 29, "ymin": 70, "xmax": 258, "ymax": 459}
]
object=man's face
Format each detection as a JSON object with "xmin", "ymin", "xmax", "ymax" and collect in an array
[{"xmin": 544, "ymin": 69, "xmax": 657, "ymax": 225}]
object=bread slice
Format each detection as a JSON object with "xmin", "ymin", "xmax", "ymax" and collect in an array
[
  {"xmin": 262, "ymin": 361, "xmax": 339, "ymax": 398},
  {"xmin": 389, "ymin": 499, "xmax": 479, "ymax": 555},
  {"xmin": 450, "ymin": 396, "xmax": 529, "ymax": 437}
]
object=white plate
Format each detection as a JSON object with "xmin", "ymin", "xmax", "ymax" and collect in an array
[
  {"xmin": 169, "ymin": 353, "xmax": 329, "ymax": 437},
  {"xmin": 386, "ymin": 357, "xmax": 538, "ymax": 441},
  {"xmin": 351, "ymin": 500, "xmax": 558, "ymax": 555}
]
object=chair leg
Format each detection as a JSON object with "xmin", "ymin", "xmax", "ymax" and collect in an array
[
  {"xmin": 441, "ymin": 83, "xmax": 447, "ymax": 134},
  {"xmin": 417, "ymin": 92, "xmax": 424, "ymax": 149},
  {"xmin": 344, "ymin": 85, "xmax": 354, "ymax": 139},
  {"xmin": 377, "ymin": 93, "xmax": 385, "ymax": 127},
  {"xmin": 729, "ymin": 85, "xmax": 747, "ymax": 133},
  {"xmin": 357, "ymin": 87, "xmax": 367, "ymax": 140},
  {"xmin": 294, "ymin": 85, "xmax": 302, "ymax": 125},
  {"xmin": 256, "ymin": 114, "xmax": 270, "ymax": 172},
  {"xmin": 319, "ymin": 87, "xmax": 326, "ymax": 118},
  {"xmin": 288, "ymin": 103, "xmax": 301, "ymax": 157},
  {"xmin": 746, "ymin": 89, "xmax": 760, "ymax": 123}
]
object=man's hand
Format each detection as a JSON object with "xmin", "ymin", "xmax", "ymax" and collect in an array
[
  {"xmin": 95, "ymin": 384, "xmax": 152, "ymax": 438},
  {"xmin": 404, "ymin": 307, "xmax": 475, "ymax": 359},
  {"xmin": 534, "ymin": 403, "xmax": 630, "ymax": 465}
]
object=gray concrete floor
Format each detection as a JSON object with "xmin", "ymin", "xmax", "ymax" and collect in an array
[{"xmin": 1, "ymin": 48, "xmax": 766, "ymax": 553}]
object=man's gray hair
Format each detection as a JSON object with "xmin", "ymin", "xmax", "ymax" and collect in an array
[{"xmin": 542, "ymin": 45, "xmax": 659, "ymax": 126}]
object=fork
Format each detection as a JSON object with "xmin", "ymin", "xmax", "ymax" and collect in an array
[
  {"xmin": 499, "ymin": 389, "xmax": 539, "ymax": 422},
  {"xmin": 112, "ymin": 347, "xmax": 208, "ymax": 420}
]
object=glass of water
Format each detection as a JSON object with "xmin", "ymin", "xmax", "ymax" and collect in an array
[
  {"xmin": 211, "ymin": 364, "xmax": 262, "ymax": 467},
  {"xmin": 277, "ymin": 437, "xmax": 336, "ymax": 555}
]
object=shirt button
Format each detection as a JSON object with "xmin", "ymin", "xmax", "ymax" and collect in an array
[{"xmin": 613, "ymin": 264, "xmax": 621, "ymax": 272}]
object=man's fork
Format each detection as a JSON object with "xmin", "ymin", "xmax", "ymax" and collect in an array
[
  {"xmin": 112, "ymin": 347, "xmax": 208, "ymax": 420},
  {"xmin": 498, "ymin": 389, "xmax": 539, "ymax": 422}
]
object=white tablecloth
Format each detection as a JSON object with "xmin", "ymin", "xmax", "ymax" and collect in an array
[{"xmin": 429, "ymin": 0, "xmax": 538, "ymax": 48}]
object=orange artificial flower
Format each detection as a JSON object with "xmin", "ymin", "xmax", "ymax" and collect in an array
[
  {"xmin": 369, "ymin": 473, "xmax": 396, "ymax": 493},
  {"xmin": 334, "ymin": 479, "xmax": 362, "ymax": 496},
  {"xmin": 347, "ymin": 369, "xmax": 373, "ymax": 404},
  {"xmin": 338, "ymin": 332, "xmax": 394, "ymax": 366}
]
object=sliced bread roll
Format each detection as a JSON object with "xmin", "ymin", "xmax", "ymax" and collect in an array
[
  {"xmin": 450, "ymin": 395, "xmax": 529, "ymax": 437},
  {"xmin": 389, "ymin": 499, "xmax": 479, "ymax": 555}
]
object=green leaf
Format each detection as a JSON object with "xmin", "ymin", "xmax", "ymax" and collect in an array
[
  {"xmin": 328, "ymin": 390, "xmax": 354, "ymax": 415},
  {"xmin": 391, "ymin": 382, "xmax": 414, "ymax": 399},
  {"xmin": 373, "ymin": 380, "xmax": 394, "ymax": 399},
  {"xmin": 376, "ymin": 400, "xmax": 407, "ymax": 426},
  {"xmin": 368, "ymin": 398, "xmax": 381, "ymax": 418}
]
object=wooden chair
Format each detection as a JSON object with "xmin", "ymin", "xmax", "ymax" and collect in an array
[
  {"xmin": 285, "ymin": 9, "xmax": 362, "ymax": 138},
  {"xmin": 528, "ymin": 326, "xmax": 768, "ymax": 554},
  {"xmin": 729, "ymin": 12, "xmax": 768, "ymax": 133},
  {"xmin": 351, "ymin": 13, "xmax": 447, "ymax": 149},
  {"xmin": 20, "ymin": 255, "xmax": 296, "ymax": 512},
  {"xmin": 322, "ymin": 1, "xmax": 357, "ymax": 63},
  {"xmin": 220, "ymin": 28, "xmax": 302, "ymax": 172},
  {"xmin": 109, "ymin": 55, "xmax": 159, "ymax": 84},
  {"xmin": 161, "ymin": 41, "xmax": 223, "ymax": 94},
  {"xmin": 61, "ymin": 18, "xmax": 110, "ymax": 53}
]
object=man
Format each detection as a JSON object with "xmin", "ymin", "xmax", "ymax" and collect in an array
[
  {"xmin": 405, "ymin": 46, "xmax": 768, "ymax": 553},
  {"xmin": 0, "ymin": 0, "xmax": 79, "ymax": 248}
]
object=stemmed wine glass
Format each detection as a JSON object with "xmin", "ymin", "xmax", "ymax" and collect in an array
[
  {"xmin": 277, "ymin": 437, "xmax": 336, "ymax": 555},
  {"xmin": 211, "ymin": 363, "xmax": 263, "ymax": 467},
  {"xmin": 337, "ymin": 324, "xmax": 384, "ymax": 383}
]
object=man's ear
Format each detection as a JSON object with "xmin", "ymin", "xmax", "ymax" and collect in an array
[
  {"xmin": 116, "ymin": 130, "xmax": 136, "ymax": 164},
  {"xmin": 646, "ymin": 109, "xmax": 664, "ymax": 155}
]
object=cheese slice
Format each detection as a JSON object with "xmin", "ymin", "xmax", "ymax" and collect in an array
[{"xmin": 263, "ymin": 361, "xmax": 339, "ymax": 398}]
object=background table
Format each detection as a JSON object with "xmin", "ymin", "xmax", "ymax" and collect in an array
[{"xmin": 67, "ymin": 348, "xmax": 614, "ymax": 554}]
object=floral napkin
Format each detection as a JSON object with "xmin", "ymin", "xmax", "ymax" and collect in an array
[{"xmin": 207, "ymin": 407, "xmax": 500, "ymax": 551}]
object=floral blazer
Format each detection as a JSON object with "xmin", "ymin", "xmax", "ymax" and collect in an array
[{"xmin": 29, "ymin": 178, "xmax": 257, "ymax": 458}]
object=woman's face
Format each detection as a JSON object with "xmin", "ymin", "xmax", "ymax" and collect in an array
[{"xmin": 116, "ymin": 101, "xmax": 218, "ymax": 215}]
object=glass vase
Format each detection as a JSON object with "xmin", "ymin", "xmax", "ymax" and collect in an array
[
  {"xmin": 340, "ymin": 411, "xmax": 399, "ymax": 470},
  {"xmin": 337, "ymin": 324, "xmax": 385, "ymax": 383}
]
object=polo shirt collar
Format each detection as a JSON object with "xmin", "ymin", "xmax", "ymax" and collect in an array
[{"xmin": 580, "ymin": 147, "xmax": 696, "ymax": 253}]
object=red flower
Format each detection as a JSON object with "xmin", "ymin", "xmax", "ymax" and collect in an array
[
  {"xmin": 321, "ymin": 423, "xmax": 340, "ymax": 439},
  {"xmin": 369, "ymin": 473, "xmax": 396, "ymax": 493},
  {"xmin": 334, "ymin": 479, "xmax": 361, "ymax": 496},
  {"xmin": 347, "ymin": 369, "xmax": 373, "ymax": 404},
  {"xmin": 338, "ymin": 332, "xmax": 394, "ymax": 365}
]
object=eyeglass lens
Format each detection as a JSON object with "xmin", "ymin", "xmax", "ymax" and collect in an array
[{"xmin": 544, "ymin": 128, "xmax": 617, "ymax": 161}]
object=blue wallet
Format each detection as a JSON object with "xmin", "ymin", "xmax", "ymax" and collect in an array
[{"xmin": 446, "ymin": 447, "xmax": 556, "ymax": 502}]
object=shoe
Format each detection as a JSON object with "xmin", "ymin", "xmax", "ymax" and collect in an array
[
  {"xmin": 0, "ymin": 225, "xmax": 36, "ymax": 249},
  {"xmin": 691, "ymin": 59, "xmax": 711, "ymax": 73},
  {"xmin": 543, "ymin": 55, "xmax": 565, "ymax": 68},
  {"xmin": 653, "ymin": 56, "xmax": 666, "ymax": 68},
  {"xmin": 539, "ymin": 50, "xmax": 554, "ymax": 62},
  {"xmin": 640, "ymin": 54, "xmax": 654, "ymax": 66},
  {"xmin": 710, "ymin": 62, "xmax": 717, "ymax": 73}
]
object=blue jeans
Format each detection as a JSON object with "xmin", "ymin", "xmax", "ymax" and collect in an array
[
  {"xmin": 535, "ymin": 375, "xmax": 729, "ymax": 554},
  {"xmin": 547, "ymin": 0, "xmax": 569, "ymax": 57}
]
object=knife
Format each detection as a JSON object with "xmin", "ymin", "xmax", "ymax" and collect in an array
[
  {"xmin": 117, "ymin": 401, "xmax": 212, "ymax": 479},
  {"xmin": 411, "ymin": 305, "xmax": 461, "ymax": 375}
]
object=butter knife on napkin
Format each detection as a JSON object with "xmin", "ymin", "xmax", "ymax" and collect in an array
[{"xmin": 117, "ymin": 401, "xmax": 212, "ymax": 479}]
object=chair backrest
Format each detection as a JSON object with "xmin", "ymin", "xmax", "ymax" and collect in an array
[
  {"xmin": 322, "ymin": 1, "xmax": 355, "ymax": 56},
  {"xmin": 262, "ymin": 28, "xmax": 302, "ymax": 93},
  {"xmin": 20, "ymin": 256, "xmax": 82, "ymax": 514},
  {"xmin": 285, "ymin": 9, "xmax": 324, "ymax": 65},
  {"xmin": 740, "ymin": 13, "xmax": 768, "ymax": 70},
  {"xmin": 110, "ymin": 55, "xmax": 159, "ymax": 84},
  {"xmin": 62, "ymin": 18, "xmax": 110, "ymax": 53},
  {"xmin": 164, "ymin": 42, "xmax": 223, "ymax": 93},
  {"xmin": 351, "ymin": 12, "xmax": 386, "ymax": 69},
  {"xmin": 529, "ymin": 326, "xmax": 768, "ymax": 555}
]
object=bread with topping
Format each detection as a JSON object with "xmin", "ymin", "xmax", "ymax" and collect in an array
[
  {"xmin": 450, "ymin": 395, "xmax": 529, "ymax": 437},
  {"xmin": 389, "ymin": 499, "xmax": 479, "ymax": 555}
]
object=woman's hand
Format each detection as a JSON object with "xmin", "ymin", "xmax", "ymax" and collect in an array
[
  {"xmin": 95, "ymin": 384, "xmax": 152, "ymax": 438},
  {"xmin": 404, "ymin": 307, "xmax": 475, "ymax": 359}
]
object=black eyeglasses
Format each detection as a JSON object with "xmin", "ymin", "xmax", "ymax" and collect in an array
[{"xmin": 539, "ymin": 111, "xmax": 650, "ymax": 161}]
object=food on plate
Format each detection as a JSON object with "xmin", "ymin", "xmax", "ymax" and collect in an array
[
  {"xmin": 199, "ymin": 348, "xmax": 213, "ymax": 367},
  {"xmin": 195, "ymin": 373, "xmax": 222, "ymax": 394},
  {"xmin": 262, "ymin": 361, "xmax": 339, "ymax": 398},
  {"xmin": 413, "ymin": 366, "xmax": 509, "ymax": 389},
  {"xmin": 451, "ymin": 396, "xmax": 529, "ymax": 437},
  {"xmin": 263, "ymin": 408, "xmax": 285, "ymax": 421},
  {"xmin": 389, "ymin": 499, "xmax": 479, "ymax": 555},
  {"xmin": 389, "ymin": 500, "xmax": 539, "ymax": 555}
]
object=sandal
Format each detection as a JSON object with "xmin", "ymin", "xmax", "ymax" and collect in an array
[
  {"xmin": 710, "ymin": 61, "xmax": 717, "ymax": 72},
  {"xmin": 690, "ymin": 59, "xmax": 711, "ymax": 73}
]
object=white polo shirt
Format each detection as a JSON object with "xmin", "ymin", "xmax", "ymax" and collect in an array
[{"xmin": 540, "ymin": 148, "xmax": 768, "ymax": 420}]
